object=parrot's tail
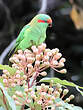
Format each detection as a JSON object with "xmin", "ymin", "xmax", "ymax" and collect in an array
[
  {"xmin": 8, "ymin": 45, "xmax": 17, "ymax": 57},
  {"xmin": 8, "ymin": 46, "xmax": 17, "ymax": 66}
]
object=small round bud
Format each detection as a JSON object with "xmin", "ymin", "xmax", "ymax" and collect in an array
[
  {"xmin": 14, "ymin": 59, "xmax": 19, "ymax": 63},
  {"xmin": 41, "ymin": 43, "xmax": 46, "ymax": 49},
  {"xmin": 51, "ymin": 107, "xmax": 55, "ymax": 110},
  {"xmin": 54, "ymin": 53, "xmax": 62, "ymax": 60},
  {"xmin": 12, "ymin": 95, "xmax": 18, "ymax": 100},
  {"xmin": 37, "ymin": 100, "xmax": 42, "ymax": 105},
  {"xmin": 5, "ymin": 87, "xmax": 7, "ymax": 90},
  {"xmin": 44, "ymin": 55, "xmax": 49, "ymax": 61},
  {"xmin": 11, "ymin": 57, "xmax": 18, "ymax": 62},
  {"xmin": 51, "ymin": 48, "xmax": 59, "ymax": 55},
  {"xmin": 24, "ymin": 49, "xmax": 32, "ymax": 54},
  {"xmin": 14, "ymin": 79, "xmax": 18, "ymax": 83},
  {"xmin": 3, "ymin": 70, "xmax": 8, "ymax": 74},
  {"xmin": 23, "ymin": 75, "xmax": 27, "ymax": 80},
  {"xmin": 69, "ymin": 95, "xmax": 74, "ymax": 100},
  {"xmin": 35, "ymin": 60, "xmax": 40, "ymax": 66},
  {"xmin": 59, "ymin": 69, "xmax": 67, "ymax": 74},
  {"xmin": 28, "ymin": 88, "xmax": 32, "ymax": 92},
  {"xmin": 32, "ymin": 46, "xmax": 38, "ymax": 53},
  {"xmin": 3, "ymin": 79, "xmax": 8, "ymax": 83},
  {"xmin": 15, "ymin": 74, "xmax": 20, "ymax": 79},
  {"xmin": 24, "ymin": 85, "xmax": 28, "ymax": 89},
  {"xmin": 44, "ymin": 61, "xmax": 50, "ymax": 66},
  {"xmin": 52, "ymin": 60, "xmax": 58, "ymax": 66},
  {"xmin": 37, "ymin": 86, "xmax": 41, "ymax": 92},
  {"xmin": 15, "ymin": 100, "xmax": 21, "ymax": 106},
  {"xmin": 45, "ymin": 49, "xmax": 51, "ymax": 53},
  {"xmin": 16, "ymin": 70, "xmax": 21, "ymax": 74},
  {"xmin": 24, "ymin": 88, "xmax": 28, "ymax": 93},
  {"xmin": 27, "ymin": 57, "xmax": 35, "ymax": 63},
  {"xmin": 41, "ymin": 92, "xmax": 46, "ymax": 97},
  {"xmin": 58, "ymin": 62, "xmax": 64, "ymax": 67},
  {"xmin": 26, "ymin": 99, "xmax": 31, "ymax": 103},
  {"xmin": 31, "ymin": 45, "xmax": 36, "ymax": 50},
  {"xmin": 12, "ymin": 64, "xmax": 19, "ymax": 69},
  {"xmin": 65, "ymin": 98, "xmax": 70, "ymax": 103},
  {"xmin": 55, "ymin": 83, "xmax": 62, "ymax": 89},
  {"xmin": 58, "ymin": 88, "xmax": 62, "ymax": 94},
  {"xmin": 45, "ymin": 85, "xmax": 49, "ymax": 91},
  {"xmin": 60, "ymin": 58, "xmax": 66, "ymax": 63},
  {"xmin": 50, "ymin": 80, "xmax": 54, "ymax": 86},
  {"xmin": 20, "ymin": 55, "xmax": 26, "ymax": 61},
  {"xmin": 41, "ymin": 83, "xmax": 45, "ymax": 89},
  {"xmin": 49, "ymin": 87, "xmax": 54, "ymax": 92},
  {"xmin": 36, "ymin": 54, "xmax": 41, "ymax": 60},
  {"xmin": 24, "ymin": 49, "xmax": 31, "ymax": 54},
  {"xmin": 31, "ymin": 94, "xmax": 36, "ymax": 99},
  {"xmin": 47, "ymin": 94, "xmax": 51, "ymax": 100},
  {"xmin": 27, "ymin": 64, "xmax": 33, "ymax": 68},
  {"xmin": 54, "ymin": 91, "xmax": 60, "ymax": 98},
  {"xmin": 48, "ymin": 100, "xmax": 53, "ymax": 105},
  {"xmin": 15, "ymin": 91, "xmax": 23, "ymax": 97},
  {"xmin": 9, "ymin": 57, "xmax": 14, "ymax": 62},
  {"xmin": 56, "ymin": 101, "xmax": 63, "ymax": 107},
  {"xmin": 17, "ymin": 50, "xmax": 23, "ymax": 54},
  {"xmin": 63, "ymin": 89, "xmax": 69, "ymax": 96},
  {"xmin": 21, "ymin": 80, "xmax": 26, "ymax": 85},
  {"xmin": 8, "ymin": 79, "xmax": 13, "ymax": 83},
  {"xmin": 11, "ymin": 83, "xmax": 16, "ymax": 87},
  {"xmin": 47, "ymin": 52, "xmax": 52, "ymax": 56},
  {"xmin": 40, "ymin": 71, "xmax": 47, "ymax": 76},
  {"xmin": 2, "ymin": 74, "xmax": 7, "ymax": 78},
  {"xmin": 51, "ymin": 96, "xmax": 55, "ymax": 100},
  {"xmin": 31, "ymin": 91, "xmax": 35, "ymax": 95}
]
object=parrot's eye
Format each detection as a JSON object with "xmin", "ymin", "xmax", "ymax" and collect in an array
[{"xmin": 47, "ymin": 19, "xmax": 52, "ymax": 27}]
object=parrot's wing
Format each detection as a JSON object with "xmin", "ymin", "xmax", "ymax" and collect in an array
[
  {"xmin": 9, "ymin": 24, "xmax": 30, "ymax": 55},
  {"xmin": 16, "ymin": 24, "xmax": 30, "ymax": 46}
]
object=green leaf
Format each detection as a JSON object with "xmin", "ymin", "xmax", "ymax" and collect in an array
[
  {"xmin": 16, "ymin": 105, "xmax": 22, "ymax": 110},
  {"xmin": 0, "ymin": 64, "xmax": 16, "ymax": 75},
  {"xmin": 34, "ymin": 102, "xmax": 41, "ymax": 110},
  {"xmin": 40, "ymin": 77, "xmax": 83, "ymax": 95},
  {"xmin": 0, "ymin": 78, "xmax": 4, "ymax": 85},
  {"xmin": 76, "ymin": 86, "xmax": 83, "ymax": 96},
  {"xmin": 25, "ymin": 108, "xmax": 31, "ymax": 110},
  {"xmin": 0, "ymin": 83, "xmax": 16, "ymax": 110},
  {"xmin": 7, "ymin": 85, "xmax": 25, "ymax": 97}
]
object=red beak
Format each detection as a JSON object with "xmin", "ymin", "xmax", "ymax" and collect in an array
[{"xmin": 47, "ymin": 19, "xmax": 52, "ymax": 27}]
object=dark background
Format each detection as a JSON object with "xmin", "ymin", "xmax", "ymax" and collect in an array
[{"xmin": 0, "ymin": 0, "xmax": 83, "ymax": 107}]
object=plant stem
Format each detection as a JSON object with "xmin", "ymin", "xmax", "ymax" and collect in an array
[
  {"xmin": 1, "ymin": 89, "xmax": 8, "ymax": 110},
  {"xmin": 29, "ymin": 71, "xmax": 39, "ymax": 88},
  {"xmin": 21, "ymin": 105, "xmax": 25, "ymax": 110}
]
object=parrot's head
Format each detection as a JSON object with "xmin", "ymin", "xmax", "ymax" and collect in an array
[{"xmin": 30, "ymin": 14, "xmax": 52, "ymax": 28}]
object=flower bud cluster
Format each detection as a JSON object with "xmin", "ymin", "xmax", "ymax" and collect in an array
[
  {"xmin": 12, "ymin": 82, "xmax": 74, "ymax": 109},
  {"xmin": 9, "ymin": 43, "xmax": 66, "ymax": 80},
  {"xmin": 1, "ymin": 43, "xmax": 67, "ymax": 89},
  {"xmin": 2, "ymin": 69, "xmax": 27, "ymax": 88}
]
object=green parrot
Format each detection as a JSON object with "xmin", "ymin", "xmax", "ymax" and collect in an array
[{"xmin": 14, "ymin": 14, "xmax": 52, "ymax": 52}]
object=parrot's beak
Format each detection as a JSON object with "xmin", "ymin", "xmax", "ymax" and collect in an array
[{"xmin": 47, "ymin": 19, "xmax": 52, "ymax": 27}]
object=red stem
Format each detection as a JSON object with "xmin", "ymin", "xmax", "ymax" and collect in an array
[{"xmin": 29, "ymin": 71, "xmax": 39, "ymax": 88}]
